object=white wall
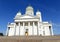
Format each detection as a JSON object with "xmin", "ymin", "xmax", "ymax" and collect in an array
[
  {"xmin": 15, "ymin": 26, "xmax": 19, "ymax": 36},
  {"xmin": 34, "ymin": 26, "xmax": 37, "ymax": 35},
  {"xmin": 8, "ymin": 28, "xmax": 14, "ymax": 36},
  {"xmin": 8, "ymin": 23, "xmax": 52, "ymax": 36},
  {"xmin": 28, "ymin": 26, "xmax": 33, "ymax": 35},
  {"xmin": 20, "ymin": 26, "xmax": 25, "ymax": 36},
  {"xmin": 44, "ymin": 26, "xmax": 50, "ymax": 36}
]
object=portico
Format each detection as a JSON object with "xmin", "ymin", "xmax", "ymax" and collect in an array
[{"xmin": 14, "ymin": 21, "xmax": 39, "ymax": 36}]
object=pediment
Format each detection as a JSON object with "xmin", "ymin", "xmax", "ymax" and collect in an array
[
  {"xmin": 20, "ymin": 15, "xmax": 35, "ymax": 18},
  {"xmin": 14, "ymin": 15, "xmax": 39, "ymax": 19}
]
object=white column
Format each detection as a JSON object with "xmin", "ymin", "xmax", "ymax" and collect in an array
[
  {"xmin": 28, "ymin": 22, "xmax": 30, "ymax": 35},
  {"xmin": 19, "ymin": 22, "xmax": 20, "ymax": 36},
  {"xmin": 32, "ymin": 22, "xmax": 34, "ymax": 35}
]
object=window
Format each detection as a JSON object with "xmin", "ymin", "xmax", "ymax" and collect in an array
[
  {"xmin": 8, "ymin": 27, "xmax": 10, "ymax": 30},
  {"xmin": 43, "ymin": 31, "xmax": 45, "ymax": 35},
  {"xmin": 49, "ymin": 26, "xmax": 51, "ymax": 28},
  {"xmin": 26, "ymin": 29, "xmax": 28, "ymax": 32}
]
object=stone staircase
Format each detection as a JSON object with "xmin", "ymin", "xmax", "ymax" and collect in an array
[{"xmin": 0, "ymin": 36, "xmax": 60, "ymax": 42}]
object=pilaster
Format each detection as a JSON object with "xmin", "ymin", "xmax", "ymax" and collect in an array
[
  {"xmin": 23, "ymin": 22, "xmax": 25, "ymax": 35},
  {"xmin": 19, "ymin": 22, "xmax": 20, "ymax": 36},
  {"xmin": 6, "ymin": 25, "xmax": 9, "ymax": 36},
  {"xmin": 37, "ymin": 21, "xmax": 39, "ymax": 35},
  {"xmin": 51, "ymin": 26, "xmax": 53, "ymax": 35},
  {"xmin": 14, "ymin": 23, "xmax": 16, "ymax": 36}
]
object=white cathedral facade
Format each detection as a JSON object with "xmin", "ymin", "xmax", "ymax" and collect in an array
[{"xmin": 6, "ymin": 6, "xmax": 53, "ymax": 36}]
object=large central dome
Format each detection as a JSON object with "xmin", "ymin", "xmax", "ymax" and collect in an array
[
  {"xmin": 25, "ymin": 6, "xmax": 34, "ymax": 15},
  {"xmin": 26, "ymin": 6, "xmax": 33, "ymax": 11}
]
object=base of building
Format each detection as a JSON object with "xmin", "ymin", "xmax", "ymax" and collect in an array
[{"xmin": 0, "ymin": 36, "xmax": 60, "ymax": 42}]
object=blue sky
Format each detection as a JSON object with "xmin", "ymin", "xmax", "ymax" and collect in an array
[{"xmin": 0, "ymin": 0, "xmax": 60, "ymax": 35}]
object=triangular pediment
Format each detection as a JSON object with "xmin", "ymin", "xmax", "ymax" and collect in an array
[
  {"xmin": 14, "ymin": 15, "xmax": 39, "ymax": 19},
  {"xmin": 20, "ymin": 15, "xmax": 35, "ymax": 18}
]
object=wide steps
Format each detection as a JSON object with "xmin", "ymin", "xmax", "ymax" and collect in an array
[{"xmin": 0, "ymin": 36, "xmax": 60, "ymax": 42}]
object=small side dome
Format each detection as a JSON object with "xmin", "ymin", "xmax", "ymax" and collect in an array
[
  {"xmin": 36, "ymin": 10, "xmax": 41, "ymax": 15},
  {"xmin": 36, "ymin": 10, "xmax": 41, "ymax": 16},
  {"xmin": 14, "ymin": 11, "xmax": 21, "ymax": 19},
  {"xmin": 16, "ymin": 11, "xmax": 21, "ymax": 15},
  {"xmin": 36, "ymin": 10, "xmax": 42, "ymax": 22}
]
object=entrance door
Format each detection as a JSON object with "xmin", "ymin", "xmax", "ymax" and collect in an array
[{"xmin": 25, "ymin": 29, "xmax": 28, "ymax": 36}]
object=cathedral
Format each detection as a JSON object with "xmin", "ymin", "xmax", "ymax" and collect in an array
[{"xmin": 6, "ymin": 6, "xmax": 53, "ymax": 36}]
